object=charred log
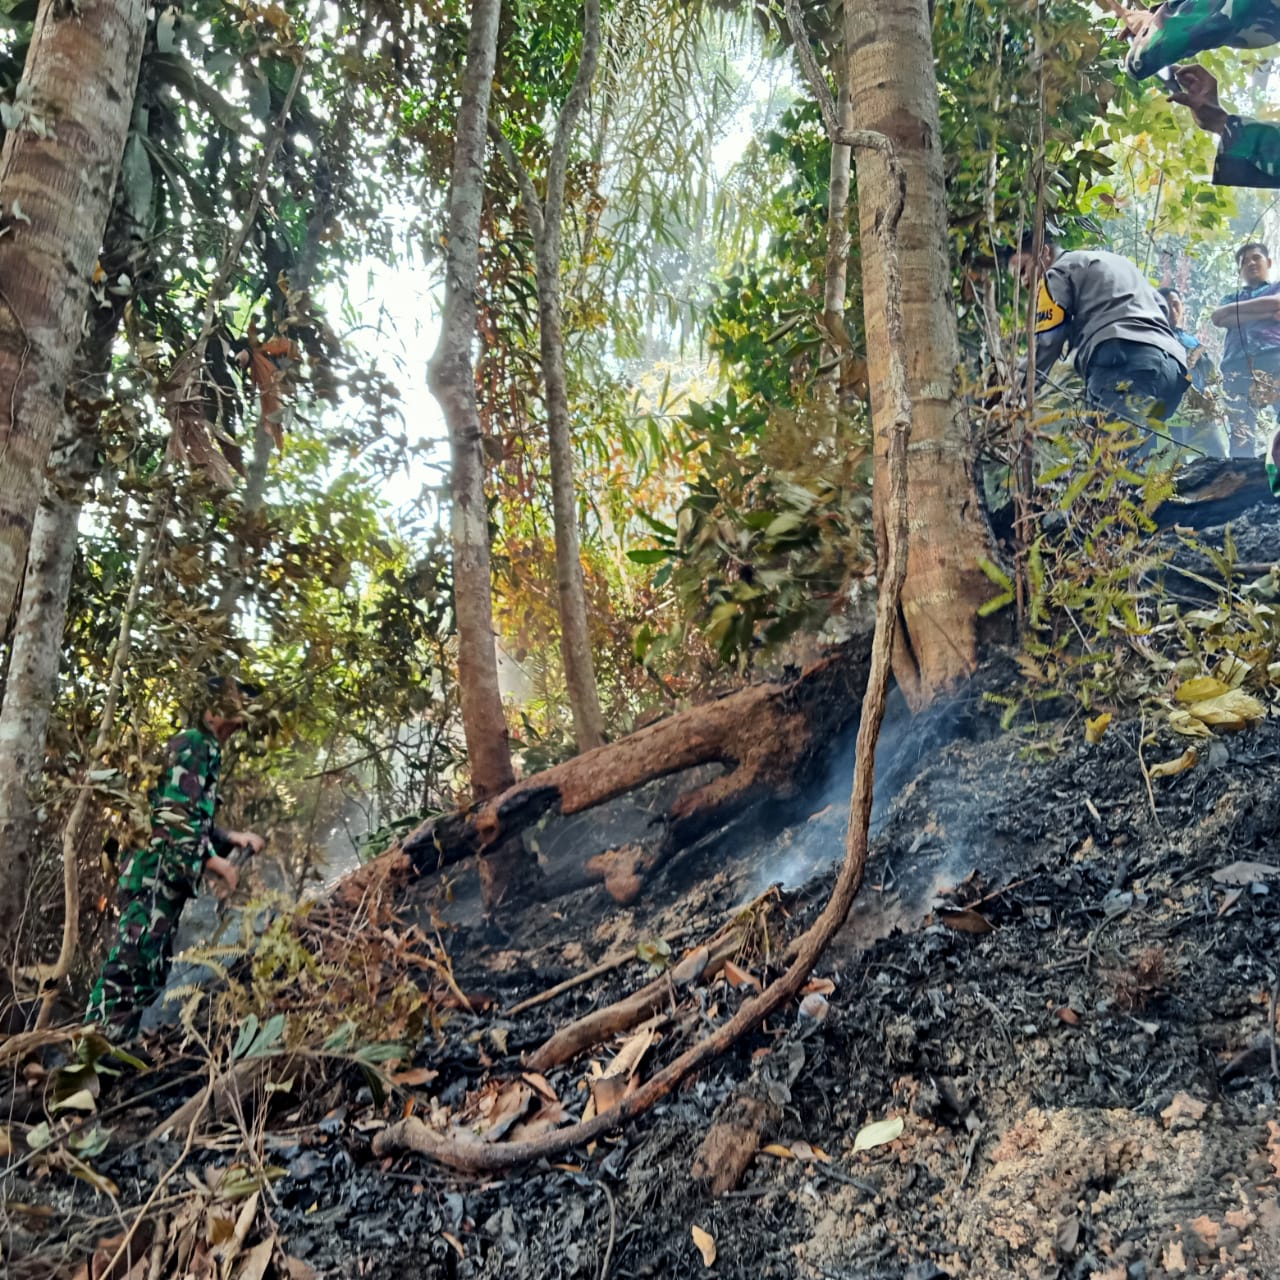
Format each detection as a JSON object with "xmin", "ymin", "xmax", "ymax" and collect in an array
[{"xmin": 401, "ymin": 642, "xmax": 871, "ymax": 911}]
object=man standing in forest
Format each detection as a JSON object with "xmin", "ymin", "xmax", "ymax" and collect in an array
[
  {"xmin": 85, "ymin": 676, "xmax": 266, "ymax": 1033},
  {"xmin": 1006, "ymin": 232, "xmax": 1188, "ymax": 433},
  {"xmin": 1210, "ymin": 242, "xmax": 1280, "ymax": 456}
]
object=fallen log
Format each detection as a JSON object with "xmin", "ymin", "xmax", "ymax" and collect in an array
[{"xmin": 400, "ymin": 640, "xmax": 870, "ymax": 911}]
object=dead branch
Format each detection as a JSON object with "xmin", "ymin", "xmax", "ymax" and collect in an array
[
  {"xmin": 371, "ymin": 116, "xmax": 911, "ymax": 1171},
  {"xmin": 504, "ymin": 942, "xmax": 670, "ymax": 1018},
  {"xmin": 525, "ymin": 932, "xmax": 743, "ymax": 1073}
]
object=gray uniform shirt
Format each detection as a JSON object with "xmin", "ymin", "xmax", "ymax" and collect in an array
[{"xmin": 1028, "ymin": 249, "xmax": 1187, "ymax": 382}]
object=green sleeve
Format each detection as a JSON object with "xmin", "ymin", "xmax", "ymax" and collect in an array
[
  {"xmin": 1128, "ymin": 0, "xmax": 1280, "ymax": 81},
  {"xmin": 1214, "ymin": 117, "xmax": 1280, "ymax": 189}
]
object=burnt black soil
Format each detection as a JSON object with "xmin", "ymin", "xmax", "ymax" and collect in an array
[{"xmin": 9, "ymin": 491, "xmax": 1280, "ymax": 1280}]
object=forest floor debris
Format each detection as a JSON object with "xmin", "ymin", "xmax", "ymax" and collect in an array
[{"xmin": 8, "ymin": 486, "xmax": 1280, "ymax": 1278}]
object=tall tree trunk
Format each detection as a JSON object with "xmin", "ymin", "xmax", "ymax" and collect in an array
[
  {"xmin": 493, "ymin": 0, "xmax": 606, "ymax": 753},
  {"xmin": 0, "ymin": 425, "xmax": 93, "ymax": 973},
  {"xmin": 428, "ymin": 0, "xmax": 515, "ymax": 800},
  {"xmin": 0, "ymin": 0, "xmax": 146, "ymax": 631},
  {"xmin": 845, "ymin": 0, "xmax": 993, "ymax": 708}
]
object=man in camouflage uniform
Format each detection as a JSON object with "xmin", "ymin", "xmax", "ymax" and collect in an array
[
  {"xmin": 85, "ymin": 676, "xmax": 265, "ymax": 1032},
  {"xmin": 1110, "ymin": 0, "xmax": 1280, "ymax": 81}
]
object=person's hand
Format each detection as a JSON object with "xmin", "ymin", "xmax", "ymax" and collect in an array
[
  {"xmin": 227, "ymin": 830, "xmax": 266, "ymax": 855},
  {"xmin": 206, "ymin": 854, "xmax": 239, "ymax": 896},
  {"xmin": 1113, "ymin": 4, "xmax": 1159, "ymax": 43},
  {"xmin": 1169, "ymin": 65, "xmax": 1230, "ymax": 134}
]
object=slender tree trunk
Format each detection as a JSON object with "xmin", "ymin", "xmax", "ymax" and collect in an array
[
  {"xmin": 846, "ymin": 0, "xmax": 993, "ymax": 707},
  {"xmin": 493, "ymin": 0, "xmax": 606, "ymax": 753},
  {"xmin": 0, "ymin": 0, "xmax": 146, "ymax": 630},
  {"xmin": 428, "ymin": 0, "xmax": 515, "ymax": 799},
  {"xmin": 535, "ymin": 233, "xmax": 606, "ymax": 751}
]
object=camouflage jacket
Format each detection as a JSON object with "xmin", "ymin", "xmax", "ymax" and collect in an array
[
  {"xmin": 116, "ymin": 727, "xmax": 234, "ymax": 896},
  {"xmin": 1126, "ymin": 0, "xmax": 1280, "ymax": 81}
]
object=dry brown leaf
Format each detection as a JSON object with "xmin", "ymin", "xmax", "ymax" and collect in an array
[
  {"xmin": 1055, "ymin": 1007, "xmax": 1080, "ymax": 1027},
  {"xmin": 603, "ymin": 1025, "xmax": 656, "ymax": 1081},
  {"xmin": 391, "ymin": 1067, "xmax": 438, "ymax": 1088},
  {"xmin": 1183, "ymin": 689, "xmax": 1265, "ymax": 732},
  {"xmin": 234, "ymin": 1238, "xmax": 274, "ymax": 1280},
  {"xmin": 1149, "ymin": 747, "xmax": 1198, "ymax": 780},
  {"xmin": 691, "ymin": 1225, "xmax": 717, "ymax": 1268},
  {"xmin": 788, "ymin": 1140, "xmax": 832, "ymax": 1164},
  {"xmin": 1217, "ymin": 888, "xmax": 1244, "ymax": 917},
  {"xmin": 939, "ymin": 908, "xmax": 994, "ymax": 935},
  {"xmin": 1168, "ymin": 709, "xmax": 1213, "ymax": 738},
  {"xmin": 281, "ymin": 1259, "xmax": 318, "ymax": 1280},
  {"xmin": 802, "ymin": 977, "xmax": 836, "ymax": 996},
  {"xmin": 520, "ymin": 1071, "xmax": 559, "ymax": 1103},
  {"xmin": 722, "ymin": 960, "xmax": 762, "ymax": 992},
  {"xmin": 441, "ymin": 1232, "xmax": 465, "ymax": 1258},
  {"xmin": 476, "ymin": 1083, "xmax": 533, "ymax": 1142}
]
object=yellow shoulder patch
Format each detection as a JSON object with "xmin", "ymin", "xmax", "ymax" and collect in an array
[{"xmin": 1035, "ymin": 278, "xmax": 1066, "ymax": 334}]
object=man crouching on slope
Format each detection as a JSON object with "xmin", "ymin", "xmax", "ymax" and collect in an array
[
  {"xmin": 1006, "ymin": 231, "xmax": 1189, "ymax": 443},
  {"xmin": 85, "ymin": 675, "xmax": 266, "ymax": 1035}
]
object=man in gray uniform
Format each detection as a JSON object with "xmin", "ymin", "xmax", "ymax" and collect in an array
[{"xmin": 1007, "ymin": 233, "xmax": 1189, "ymax": 435}]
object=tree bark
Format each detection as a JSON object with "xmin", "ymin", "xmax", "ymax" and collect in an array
[
  {"xmin": 428, "ymin": 0, "xmax": 515, "ymax": 800},
  {"xmin": 0, "ymin": 426, "xmax": 92, "ymax": 970},
  {"xmin": 493, "ymin": 0, "xmax": 607, "ymax": 753},
  {"xmin": 845, "ymin": 0, "xmax": 994, "ymax": 708},
  {"xmin": 0, "ymin": 0, "xmax": 146, "ymax": 631}
]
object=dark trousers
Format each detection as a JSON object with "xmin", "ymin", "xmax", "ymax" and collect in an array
[
  {"xmin": 1221, "ymin": 350, "xmax": 1280, "ymax": 458},
  {"xmin": 1084, "ymin": 340, "xmax": 1188, "ymax": 446}
]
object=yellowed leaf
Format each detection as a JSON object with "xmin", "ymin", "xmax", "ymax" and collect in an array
[
  {"xmin": 852, "ymin": 1115, "xmax": 904, "ymax": 1153},
  {"xmin": 691, "ymin": 1225, "xmax": 717, "ymax": 1268},
  {"xmin": 1168, "ymin": 709, "xmax": 1213, "ymax": 738},
  {"xmin": 1184, "ymin": 690, "xmax": 1265, "ymax": 732},
  {"xmin": 1149, "ymin": 747, "xmax": 1198, "ymax": 780},
  {"xmin": 1175, "ymin": 676, "xmax": 1232, "ymax": 703},
  {"xmin": 1084, "ymin": 712, "xmax": 1111, "ymax": 744},
  {"xmin": 788, "ymin": 1140, "xmax": 833, "ymax": 1163},
  {"xmin": 802, "ymin": 976, "xmax": 836, "ymax": 996},
  {"xmin": 761, "ymin": 1143, "xmax": 795, "ymax": 1160},
  {"xmin": 441, "ymin": 1231, "xmax": 465, "ymax": 1258}
]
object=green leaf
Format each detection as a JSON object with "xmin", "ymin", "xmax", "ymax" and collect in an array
[{"xmin": 626, "ymin": 548, "xmax": 671, "ymax": 565}]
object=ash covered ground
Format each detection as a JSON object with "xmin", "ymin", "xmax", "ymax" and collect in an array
[{"xmin": 8, "ymin": 470, "xmax": 1280, "ymax": 1280}]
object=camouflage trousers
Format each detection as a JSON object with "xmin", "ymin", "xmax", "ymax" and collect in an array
[
  {"xmin": 1127, "ymin": 0, "xmax": 1280, "ymax": 80},
  {"xmin": 84, "ymin": 876, "xmax": 189, "ymax": 1031}
]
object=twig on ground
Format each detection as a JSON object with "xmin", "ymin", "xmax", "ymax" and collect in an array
[
  {"xmin": 597, "ymin": 1181, "xmax": 617, "ymax": 1280},
  {"xmin": 506, "ymin": 947, "xmax": 646, "ymax": 1017},
  {"xmin": 1269, "ymin": 973, "xmax": 1278, "ymax": 1080},
  {"xmin": 372, "ymin": 102, "xmax": 912, "ymax": 1174}
]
